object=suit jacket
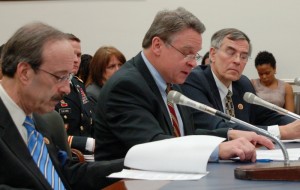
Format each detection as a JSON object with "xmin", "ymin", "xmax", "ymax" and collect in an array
[
  {"xmin": 94, "ymin": 52, "xmax": 229, "ymax": 161},
  {"xmin": 86, "ymin": 82, "xmax": 102, "ymax": 112},
  {"xmin": 0, "ymin": 98, "xmax": 123, "ymax": 190},
  {"xmin": 55, "ymin": 77, "xmax": 94, "ymax": 153},
  {"xmin": 181, "ymin": 65, "xmax": 294, "ymax": 131}
]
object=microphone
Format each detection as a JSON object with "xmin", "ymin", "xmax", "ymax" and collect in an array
[
  {"xmin": 294, "ymin": 77, "xmax": 300, "ymax": 86},
  {"xmin": 167, "ymin": 90, "xmax": 289, "ymax": 165},
  {"xmin": 243, "ymin": 92, "xmax": 300, "ymax": 120}
]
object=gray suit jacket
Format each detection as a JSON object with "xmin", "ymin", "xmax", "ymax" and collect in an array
[{"xmin": 94, "ymin": 52, "xmax": 229, "ymax": 161}]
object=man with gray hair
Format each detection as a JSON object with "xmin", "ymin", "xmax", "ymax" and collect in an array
[
  {"xmin": 0, "ymin": 22, "xmax": 123, "ymax": 190},
  {"xmin": 182, "ymin": 28, "xmax": 300, "ymax": 141},
  {"xmin": 94, "ymin": 8, "xmax": 273, "ymax": 162}
]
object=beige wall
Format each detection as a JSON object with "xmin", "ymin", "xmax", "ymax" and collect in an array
[{"xmin": 1, "ymin": 0, "xmax": 300, "ymax": 80}]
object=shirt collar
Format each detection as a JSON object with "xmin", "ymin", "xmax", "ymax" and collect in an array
[
  {"xmin": 141, "ymin": 51, "xmax": 167, "ymax": 94},
  {"xmin": 211, "ymin": 69, "xmax": 233, "ymax": 101},
  {"xmin": 0, "ymin": 83, "xmax": 26, "ymax": 129}
]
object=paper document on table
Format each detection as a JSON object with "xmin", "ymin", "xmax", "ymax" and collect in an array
[
  {"xmin": 281, "ymin": 139, "xmax": 300, "ymax": 143},
  {"xmin": 108, "ymin": 135, "xmax": 225, "ymax": 180},
  {"xmin": 257, "ymin": 148, "xmax": 300, "ymax": 161}
]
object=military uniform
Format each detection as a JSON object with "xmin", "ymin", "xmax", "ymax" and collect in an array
[{"xmin": 55, "ymin": 76, "xmax": 94, "ymax": 153}]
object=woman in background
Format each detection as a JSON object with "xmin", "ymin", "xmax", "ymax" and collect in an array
[
  {"xmin": 251, "ymin": 51, "xmax": 295, "ymax": 112},
  {"xmin": 86, "ymin": 46, "xmax": 126, "ymax": 105}
]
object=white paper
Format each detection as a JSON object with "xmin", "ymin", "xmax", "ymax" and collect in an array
[
  {"xmin": 108, "ymin": 135, "xmax": 224, "ymax": 180},
  {"xmin": 281, "ymin": 139, "xmax": 300, "ymax": 143},
  {"xmin": 256, "ymin": 148, "xmax": 300, "ymax": 161},
  {"xmin": 108, "ymin": 169, "xmax": 208, "ymax": 180}
]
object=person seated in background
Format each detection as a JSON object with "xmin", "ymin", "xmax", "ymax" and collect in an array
[
  {"xmin": 181, "ymin": 28, "xmax": 300, "ymax": 141},
  {"xmin": 251, "ymin": 51, "xmax": 295, "ymax": 112},
  {"xmin": 76, "ymin": 53, "xmax": 93, "ymax": 85},
  {"xmin": 94, "ymin": 7, "xmax": 274, "ymax": 163},
  {"xmin": 55, "ymin": 34, "xmax": 95, "ymax": 155},
  {"xmin": 0, "ymin": 22, "xmax": 123, "ymax": 190},
  {"xmin": 201, "ymin": 51, "xmax": 210, "ymax": 66},
  {"xmin": 86, "ymin": 46, "xmax": 126, "ymax": 105},
  {"xmin": 0, "ymin": 43, "xmax": 5, "ymax": 80}
]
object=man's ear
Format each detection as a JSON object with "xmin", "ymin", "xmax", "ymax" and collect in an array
[
  {"xmin": 17, "ymin": 62, "xmax": 33, "ymax": 83},
  {"xmin": 209, "ymin": 47, "xmax": 216, "ymax": 63},
  {"xmin": 151, "ymin": 37, "xmax": 163, "ymax": 56}
]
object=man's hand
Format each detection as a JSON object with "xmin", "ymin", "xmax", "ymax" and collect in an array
[
  {"xmin": 228, "ymin": 130, "xmax": 274, "ymax": 149},
  {"xmin": 219, "ymin": 137, "xmax": 256, "ymax": 162},
  {"xmin": 279, "ymin": 120, "xmax": 300, "ymax": 140}
]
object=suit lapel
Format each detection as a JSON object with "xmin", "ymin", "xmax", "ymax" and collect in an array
[
  {"xmin": 0, "ymin": 99, "xmax": 52, "ymax": 189},
  {"xmin": 132, "ymin": 53, "xmax": 173, "ymax": 134},
  {"xmin": 204, "ymin": 67, "xmax": 225, "ymax": 112}
]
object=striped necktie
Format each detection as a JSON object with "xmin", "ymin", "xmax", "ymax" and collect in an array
[
  {"xmin": 23, "ymin": 116, "xmax": 65, "ymax": 190},
  {"xmin": 225, "ymin": 90, "xmax": 235, "ymax": 117},
  {"xmin": 166, "ymin": 84, "xmax": 181, "ymax": 137}
]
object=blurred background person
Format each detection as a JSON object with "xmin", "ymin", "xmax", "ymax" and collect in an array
[
  {"xmin": 0, "ymin": 43, "xmax": 4, "ymax": 80},
  {"xmin": 251, "ymin": 50, "xmax": 295, "ymax": 112},
  {"xmin": 86, "ymin": 46, "xmax": 126, "ymax": 105},
  {"xmin": 201, "ymin": 51, "xmax": 210, "ymax": 66},
  {"xmin": 55, "ymin": 34, "xmax": 95, "ymax": 154},
  {"xmin": 76, "ymin": 53, "xmax": 92, "ymax": 85}
]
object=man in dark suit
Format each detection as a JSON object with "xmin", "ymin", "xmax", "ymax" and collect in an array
[
  {"xmin": 55, "ymin": 34, "xmax": 95, "ymax": 154},
  {"xmin": 0, "ymin": 22, "xmax": 123, "ymax": 190},
  {"xmin": 94, "ymin": 7, "xmax": 274, "ymax": 163},
  {"xmin": 181, "ymin": 28, "xmax": 300, "ymax": 140}
]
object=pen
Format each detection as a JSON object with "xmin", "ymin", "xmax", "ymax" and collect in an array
[{"xmin": 256, "ymin": 159, "xmax": 273, "ymax": 163}]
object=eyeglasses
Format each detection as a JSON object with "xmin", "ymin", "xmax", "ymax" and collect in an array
[
  {"xmin": 168, "ymin": 43, "xmax": 202, "ymax": 62},
  {"xmin": 38, "ymin": 68, "xmax": 73, "ymax": 83},
  {"xmin": 217, "ymin": 48, "xmax": 250, "ymax": 62}
]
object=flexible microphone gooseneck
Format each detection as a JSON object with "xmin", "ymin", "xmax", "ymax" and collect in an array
[
  {"xmin": 167, "ymin": 90, "xmax": 290, "ymax": 165},
  {"xmin": 243, "ymin": 92, "xmax": 300, "ymax": 120}
]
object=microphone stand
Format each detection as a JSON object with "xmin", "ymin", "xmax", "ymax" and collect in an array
[{"xmin": 167, "ymin": 90, "xmax": 300, "ymax": 181}]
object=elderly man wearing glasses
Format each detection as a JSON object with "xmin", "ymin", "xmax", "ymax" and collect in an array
[{"xmin": 181, "ymin": 28, "xmax": 300, "ymax": 141}]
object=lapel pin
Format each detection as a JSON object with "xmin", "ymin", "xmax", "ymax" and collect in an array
[
  {"xmin": 43, "ymin": 137, "xmax": 50, "ymax": 145},
  {"xmin": 238, "ymin": 103, "xmax": 244, "ymax": 110}
]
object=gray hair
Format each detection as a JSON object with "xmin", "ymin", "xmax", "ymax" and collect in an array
[
  {"xmin": 211, "ymin": 28, "xmax": 252, "ymax": 56},
  {"xmin": 1, "ymin": 22, "xmax": 67, "ymax": 77},
  {"xmin": 142, "ymin": 7, "xmax": 206, "ymax": 48}
]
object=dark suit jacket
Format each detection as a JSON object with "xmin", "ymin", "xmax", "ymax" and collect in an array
[
  {"xmin": 181, "ymin": 65, "xmax": 294, "ymax": 131},
  {"xmin": 0, "ymin": 99, "xmax": 123, "ymax": 190},
  {"xmin": 55, "ymin": 77, "xmax": 95, "ymax": 153},
  {"xmin": 94, "ymin": 52, "xmax": 229, "ymax": 161}
]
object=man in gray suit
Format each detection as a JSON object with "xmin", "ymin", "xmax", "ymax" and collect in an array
[{"xmin": 94, "ymin": 7, "xmax": 273, "ymax": 163}]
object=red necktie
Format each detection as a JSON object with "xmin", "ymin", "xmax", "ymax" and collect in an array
[{"xmin": 166, "ymin": 84, "xmax": 181, "ymax": 137}]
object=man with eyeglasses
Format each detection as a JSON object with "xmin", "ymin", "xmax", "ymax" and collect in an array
[
  {"xmin": 181, "ymin": 28, "xmax": 300, "ymax": 141},
  {"xmin": 94, "ymin": 8, "xmax": 274, "ymax": 162},
  {"xmin": 0, "ymin": 22, "xmax": 123, "ymax": 190},
  {"xmin": 55, "ymin": 34, "xmax": 95, "ymax": 155}
]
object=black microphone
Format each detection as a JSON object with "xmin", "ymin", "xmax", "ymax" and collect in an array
[
  {"xmin": 294, "ymin": 77, "xmax": 300, "ymax": 86},
  {"xmin": 243, "ymin": 92, "xmax": 300, "ymax": 120},
  {"xmin": 167, "ymin": 90, "xmax": 290, "ymax": 165}
]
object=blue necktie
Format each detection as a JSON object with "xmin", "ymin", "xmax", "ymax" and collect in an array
[{"xmin": 23, "ymin": 116, "xmax": 65, "ymax": 190}]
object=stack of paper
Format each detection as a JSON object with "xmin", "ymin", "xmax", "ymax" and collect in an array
[{"xmin": 108, "ymin": 135, "xmax": 224, "ymax": 180}]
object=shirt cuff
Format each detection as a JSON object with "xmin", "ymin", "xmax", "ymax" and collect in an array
[
  {"xmin": 209, "ymin": 146, "xmax": 219, "ymax": 162},
  {"xmin": 85, "ymin": 137, "xmax": 95, "ymax": 152},
  {"xmin": 267, "ymin": 125, "xmax": 281, "ymax": 139}
]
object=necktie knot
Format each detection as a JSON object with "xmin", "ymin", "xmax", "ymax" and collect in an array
[
  {"xmin": 226, "ymin": 90, "xmax": 233, "ymax": 98},
  {"xmin": 23, "ymin": 116, "xmax": 35, "ymax": 135},
  {"xmin": 166, "ymin": 83, "xmax": 172, "ymax": 94}
]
